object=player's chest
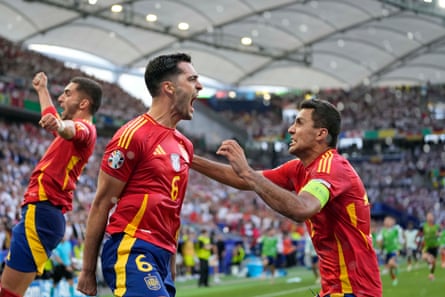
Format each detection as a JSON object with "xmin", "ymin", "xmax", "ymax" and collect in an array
[{"xmin": 145, "ymin": 137, "xmax": 191, "ymax": 175}]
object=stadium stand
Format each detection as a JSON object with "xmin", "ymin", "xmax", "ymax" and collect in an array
[{"xmin": 0, "ymin": 35, "xmax": 444, "ymax": 294}]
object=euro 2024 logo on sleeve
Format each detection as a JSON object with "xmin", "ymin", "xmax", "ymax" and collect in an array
[{"xmin": 108, "ymin": 150, "xmax": 125, "ymax": 169}]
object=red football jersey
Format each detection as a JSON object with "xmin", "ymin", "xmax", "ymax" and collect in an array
[
  {"xmin": 23, "ymin": 119, "xmax": 96, "ymax": 213},
  {"xmin": 263, "ymin": 149, "xmax": 382, "ymax": 297},
  {"xmin": 102, "ymin": 114, "xmax": 193, "ymax": 254}
]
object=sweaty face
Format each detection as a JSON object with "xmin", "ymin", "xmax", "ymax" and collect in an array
[
  {"xmin": 58, "ymin": 82, "xmax": 84, "ymax": 120},
  {"xmin": 170, "ymin": 62, "xmax": 203, "ymax": 120},
  {"xmin": 287, "ymin": 108, "xmax": 320, "ymax": 157}
]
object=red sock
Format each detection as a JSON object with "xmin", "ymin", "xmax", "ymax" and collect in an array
[{"xmin": 0, "ymin": 287, "xmax": 21, "ymax": 297}]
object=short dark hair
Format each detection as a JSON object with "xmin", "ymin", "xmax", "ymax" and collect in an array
[
  {"xmin": 144, "ymin": 53, "xmax": 192, "ymax": 97},
  {"xmin": 70, "ymin": 77, "xmax": 102, "ymax": 114},
  {"xmin": 299, "ymin": 99, "xmax": 341, "ymax": 148}
]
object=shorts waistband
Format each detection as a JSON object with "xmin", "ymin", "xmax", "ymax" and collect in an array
[{"xmin": 32, "ymin": 200, "xmax": 63, "ymax": 210}]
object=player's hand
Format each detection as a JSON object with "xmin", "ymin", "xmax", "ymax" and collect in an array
[
  {"xmin": 32, "ymin": 72, "xmax": 48, "ymax": 91},
  {"xmin": 216, "ymin": 139, "xmax": 252, "ymax": 180},
  {"xmin": 39, "ymin": 113, "xmax": 63, "ymax": 132},
  {"xmin": 77, "ymin": 270, "xmax": 98, "ymax": 296}
]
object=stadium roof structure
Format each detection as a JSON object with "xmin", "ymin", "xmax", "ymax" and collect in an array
[{"xmin": 2, "ymin": 0, "xmax": 445, "ymax": 91}]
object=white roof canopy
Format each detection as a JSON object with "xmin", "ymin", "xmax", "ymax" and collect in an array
[{"xmin": 2, "ymin": 0, "xmax": 445, "ymax": 90}]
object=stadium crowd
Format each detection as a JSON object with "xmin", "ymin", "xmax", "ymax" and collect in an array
[
  {"xmin": 0, "ymin": 36, "xmax": 146, "ymax": 124},
  {"xmin": 201, "ymin": 83, "xmax": 444, "ymax": 142},
  {"xmin": 0, "ymin": 35, "xmax": 445, "ymax": 290}
]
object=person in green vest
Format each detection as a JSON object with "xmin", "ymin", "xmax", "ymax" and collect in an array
[
  {"xmin": 439, "ymin": 222, "xmax": 445, "ymax": 269},
  {"xmin": 371, "ymin": 219, "xmax": 382, "ymax": 267},
  {"xmin": 421, "ymin": 212, "xmax": 440, "ymax": 281},
  {"xmin": 377, "ymin": 215, "xmax": 403, "ymax": 286},
  {"xmin": 197, "ymin": 229, "xmax": 212, "ymax": 287},
  {"xmin": 230, "ymin": 242, "xmax": 245, "ymax": 276},
  {"xmin": 260, "ymin": 227, "xmax": 278, "ymax": 280}
]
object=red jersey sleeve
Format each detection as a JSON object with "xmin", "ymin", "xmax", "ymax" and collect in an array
[
  {"xmin": 101, "ymin": 133, "xmax": 141, "ymax": 183},
  {"xmin": 72, "ymin": 120, "xmax": 95, "ymax": 147},
  {"xmin": 262, "ymin": 159, "xmax": 306, "ymax": 191}
]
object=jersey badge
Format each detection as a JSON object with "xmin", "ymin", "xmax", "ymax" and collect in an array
[
  {"xmin": 171, "ymin": 153, "xmax": 180, "ymax": 172},
  {"xmin": 144, "ymin": 274, "xmax": 161, "ymax": 291},
  {"xmin": 108, "ymin": 150, "xmax": 125, "ymax": 169}
]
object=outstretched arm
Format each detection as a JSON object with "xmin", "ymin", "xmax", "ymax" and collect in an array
[
  {"xmin": 216, "ymin": 140, "xmax": 321, "ymax": 222},
  {"xmin": 77, "ymin": 170, "xmax": 126, "ymax": 296},
  {"xmin": 192, "ymin": 154, "xmax": 252, "ymax": 190},
  {"xmin": 32, "ymin": 72, "xmax": 75, "ymax": 139}
]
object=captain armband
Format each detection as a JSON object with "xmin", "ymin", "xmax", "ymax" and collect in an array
[{"xmin": 300, "ymin": 179, "xmax": 330, "ymax": 208}]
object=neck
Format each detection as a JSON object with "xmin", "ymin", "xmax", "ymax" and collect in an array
[
  {"xmin": 72, "ymin": 110, "xmax": 93, "ymax": 122},
  {"xmin": 147, "ymin": 108, "xmax": 178, "ymax": 129},
  {"xmin": 299, "ymin": 147, "xmax": 332, "ymax": 167}
]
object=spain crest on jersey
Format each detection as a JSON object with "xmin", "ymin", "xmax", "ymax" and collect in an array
[
  {"xmin": 171, "ymin": 153, "xmax": 180, "ymax": 172},
  {"xmin": 144, "ymin": 274, "xmax": 161, "ymax": 291},
  {"xmin": 108, "ymin": 150, "xmax": 125, "ymax": 169}
]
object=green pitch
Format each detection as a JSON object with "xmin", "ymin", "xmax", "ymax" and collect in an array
[{"xmin": 100, "ymin": 261, "xmax": 444, "ymax": 297}]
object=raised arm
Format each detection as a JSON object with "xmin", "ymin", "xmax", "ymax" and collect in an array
[
  {"xmin": 32, "ymin": 72, "xmax": 53, "ymax": 111},
  {"xmin": 32, "ymin": 72, "xmax": 75, "ymax": 139}
]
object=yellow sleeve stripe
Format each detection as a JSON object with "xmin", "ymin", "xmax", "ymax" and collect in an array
[
  {"xmin": 317, "ymin": 150, "xmax": 334, "ymax": 174},
  {"xmin": 300, "ymin": 179, "xmax": 330, "ymax": 208},
  {"xmin": 118, "ymin": 117, "xmax": 147, "ymax": 149}
]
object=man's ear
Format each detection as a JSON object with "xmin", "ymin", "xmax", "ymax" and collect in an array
[
  {"xmin": 163, "ymin": 82, "xmax": 175, "ymax": 95},
  {"xmin": 319, "ymin": 128, "xmax": 331, "ymax": 144},
  {"xmin": 80, "ymin": 98, "xmax": 90, "ymax": 110}
]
